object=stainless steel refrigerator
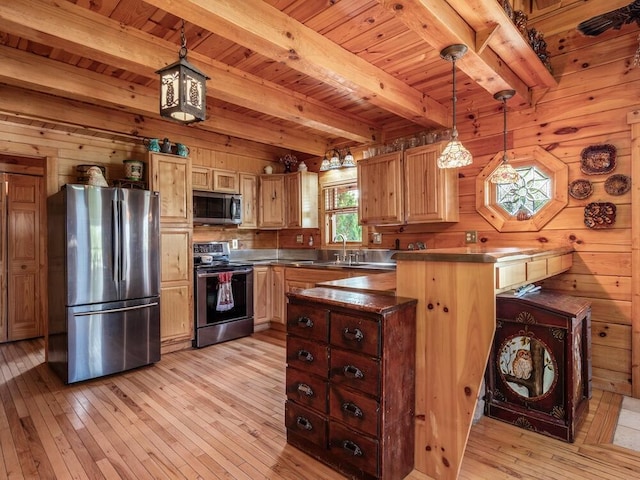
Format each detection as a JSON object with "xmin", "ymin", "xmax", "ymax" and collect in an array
[{"xmin": 47, "ymin": 184, "xmax": 160, "ymax": 384}]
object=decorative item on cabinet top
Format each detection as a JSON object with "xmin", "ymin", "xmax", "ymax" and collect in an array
[
  {"xmin": 279, "ymin": 153, "xmax": 298, "ymax": 173},
  {"xmin": 143, "ymin": 137, "xmax": 189, "ymax": 157}
]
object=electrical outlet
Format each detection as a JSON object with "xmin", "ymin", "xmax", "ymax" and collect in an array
[
  {"xmin": 231, "ymin": 239, "xmax": 239, "ymax": 249},
  {"xmin": 372, "ymin": 233, "xmax": 382, "ymax": 244},
  {"xmin": 296, "ymin": 234, "xmax": 303, "ymax": 243},
  {"xmin": 465, "ymin": 231, "xmax": 477, "ymax": 244}
]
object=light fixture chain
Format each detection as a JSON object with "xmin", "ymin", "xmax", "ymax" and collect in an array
[
  {"xmin": 179, "ymin": 19, "xmax": 187, "ymax": 59},
  {"xmin": 503, "ymin": 97, "xmax": 508, "ymax": 159},
  {"xmin": 451, "ymin": 58, "xmax": 457, "ymax": 132}
]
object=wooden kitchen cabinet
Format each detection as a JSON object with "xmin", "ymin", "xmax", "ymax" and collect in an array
[
  {"xmin": 285, "ymin": 288, "xmax": 417, "ymax": 480},
  {"xmin": 238, "ymin": 173, "xmax": 257, "ymax": 229},
  {"xmin": 285, "ymin": 171, "xmax": 318, "ymax": 228},
  {"xmin": 357, "ymin": 151, "xmax": 404, "ymax": 225},
  {"xmin": 147, "ymin": 152, "xmax": 193, "ymax": 353},
  {"xmin": 357, "ymin": 143, "xmax": 459, "ymax": 225},
  {"xmin": 191, "ymin": 166, "xmax": 239, "ymax": 193},
  {"xmin": 253, "ymin": 265, "xmax": 271, "ymax": 330},
  {"xmin": 271, "ymin": 266, "xmax": 286, "ymax": 326},
  {"xmin": 258, "ymin": 174, "xmax": 286, "ymax": 228},
  {"xmin": 404, "ymin": 143, "xmax": 459, "ymax": 223}
]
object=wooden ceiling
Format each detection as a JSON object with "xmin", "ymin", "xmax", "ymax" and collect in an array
[{"xmin": 0, "ymin": 0, "xmax": 628, "ymax": 157}]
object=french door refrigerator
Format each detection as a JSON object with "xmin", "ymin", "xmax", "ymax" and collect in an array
[{"xmin": 47, "ymin": 184, "xmax": 160, "ymax": 384}]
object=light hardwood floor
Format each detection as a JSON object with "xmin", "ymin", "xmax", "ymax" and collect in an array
[{"xmin": 1, "ymin": 329, "xmax": 639, "ymax": 480}]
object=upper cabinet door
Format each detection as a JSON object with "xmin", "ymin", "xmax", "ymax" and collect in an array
[
  {"xmin": 357, "ymin": 151, "xmax": 404, "ymax": 225},
  {"xmin": 192, "ymin": 166, "xmax": 212, "ymax": 191},
  {"xmin": 258, "ymin": 174, "xmax": 286, "ymax": 229},
  {"xmin": 212, "ymin": 169, "xmax": 239, "ymax": 194},
  {"xmin": 148, "ymin": 153, "xmax": 192, "ymax": 225},
  {"xmin": 404, "ymin": 143, "xmax": 459, "ymax": 224},
  {"xmin": 239, "ymin": 173, "xmax": 258, "ymax": 229}
]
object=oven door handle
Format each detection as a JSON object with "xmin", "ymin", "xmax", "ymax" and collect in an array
[{"xmin": 196, "ymin": 267, "xmax": 253, "ymax": 278}]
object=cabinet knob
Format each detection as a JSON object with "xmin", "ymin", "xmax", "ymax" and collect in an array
[
  {"xmin": 297, "ymin": 349, "xmax": 314, "ymax": 362},
  {"xmin": 296, "ymin": 383, "xmax": 314, "ymax": 397},
  {"xmin": 343, "ymin": 364, "xmax": 364, "ymax": 379},
  {"xmin": 296, "ymin": 416, "xmax": 313, "ymax": 431},
  {"xmin": 341, "ymin": 439, "xmax": 363, "ymax": 457},
  {"xmin": 342, "ymin": 327, "xmax": 363, "ymax": 342},
  {"xmin": 342, "ymin": 402, "xmax": 363, "ymax": 418},
  {"xmin": 297, "ymin": 316, "xmax": 313, "ymax": 328}
]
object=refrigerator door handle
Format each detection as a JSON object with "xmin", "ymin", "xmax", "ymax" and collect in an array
[
  {"xmin": 112, "ymin": 199, "xmax": 120, "ymax": 283},
  {"xmin": 119, "ymin": 199, "xmax": 126, "ymax": 282},
  {"xmin": 74, "ymin": 302, "xmax": 159, "ymax": 316}
]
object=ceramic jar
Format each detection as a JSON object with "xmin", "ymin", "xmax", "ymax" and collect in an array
[{"xmin": 123, "ymin": 159, "xmax": 144, "ymax": 181}]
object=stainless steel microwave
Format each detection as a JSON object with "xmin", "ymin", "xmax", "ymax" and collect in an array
[{"xmin": 193, "ymin": 191, "xmax": 242, "ymax": 225}]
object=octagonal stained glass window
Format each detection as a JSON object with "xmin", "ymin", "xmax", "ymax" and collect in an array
[{"xmin": 496, "ymin": 166, "xmax": 552, "ymax": 217}]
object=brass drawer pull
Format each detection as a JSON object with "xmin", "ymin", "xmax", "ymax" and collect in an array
[
  {"xmin": 342, "ymin": 402, "xmax": 363, "ymax": 418},
  {"xmin": 297, "ymin": 316, "xmax": 314, "ymax": 328},
  {"xmin": 343, "ymin": 365, "xmax": 364, "ymax": 379},
  {"xmin": 342, "ymin": 439, "xmax": 363, "ymax": 457},
  {"xmin": 297, "ymin": 383, "xmax": 314, "ymax": 397},
  {"xmin": 342, "ymin": 327, "xmax": 364, "ymax": 342},
  {"xmin": 297, "ymin": 350, "xmax": 314, "ymax": 362},
  {"xmin": 296, "ymin": 416, "xmax": 313, "ymax": 431}
]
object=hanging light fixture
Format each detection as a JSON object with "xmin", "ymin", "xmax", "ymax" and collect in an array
[
  {"xmin": 490, "ymin": 90, "xmax": 520, "ymax": 184},
  {"xmin": 437, "ymin": 44, "xmax": 473, "ymax": 169},
  {"xmin": 319, "ymin": 152, "xmax": 331, "ymax": 171},
  {"xmin": 329, "ymin": 148, "xmax": 342, "ymax": 169},
  {"xmin": 319, "ymin": 147, "xmax": 357, "ymax": 171},
  {"xmin": 156, "ymin": 20, "xmax": 209, "ymax": 124}
]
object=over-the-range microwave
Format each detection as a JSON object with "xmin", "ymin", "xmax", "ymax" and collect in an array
[{"xmin": 193, "ymin": 191, "xmax": 242, "ymax": 225}]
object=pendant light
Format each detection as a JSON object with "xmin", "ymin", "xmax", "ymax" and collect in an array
[
  {"xmin": 490, "ymin": 90, "xmax": 520, "ymax": 184},
  {"xmin": 437, "ymin": 44, "xmax": 473, "ymax": 169},
  {"xmin": 156, "ymin": 20, "xmax": 209, "ymax": 124}
]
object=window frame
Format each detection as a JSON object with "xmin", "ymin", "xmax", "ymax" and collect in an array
[
  {"xmin": 475, "ymin": 146, "xmax": 568, "ymax": 232},
  {"xmin": 320, "ymin": 172, "xmax": 362, "ymax": 248}
]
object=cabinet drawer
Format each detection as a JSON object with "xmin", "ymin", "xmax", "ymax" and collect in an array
[
  {"xmin": 286, "ymin": 367, "xmax": 328, "ymax": 413},
  {"xmin": 285, "ymin": 401, "xmax": 327, "ymax": 448},
  {"xmin": 330, "ymin": 348, "xmax": 380, "ymax": 397},
  {"xmin": 526, "ymin": 258, "xmax": 548, "ymax": 282},
  {"xmin": 329, "ymin": 422, "xmax": 379, "ymax": 478},
  {"xmin": 496, "ymin": 262, "xmax": 526, "ymax": 289},
  {"xmin": 330, "ymin": 385, "xmax": 379, "ymax": 438},
  {"xmin": 547, "ymin": 253, "xmax": 572, "ymax": 276},
  {"xmin": 330, "ymin": 312, "xmax": 380, "ymax": 357},
  {"xmin": 287, "ymin": 304, "xmax": 329, "ymax": 342},
  {"xmin": 286, "ymin": 337, "xmax": 329, "ymax": 378}
]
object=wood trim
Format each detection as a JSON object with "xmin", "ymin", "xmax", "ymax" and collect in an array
[{"xmin": 630, "ymin": 110, "xmax": 640, "ymax": 398}]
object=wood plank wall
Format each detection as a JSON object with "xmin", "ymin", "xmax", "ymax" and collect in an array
[
  {"xmin": 368, "ymin": 22, "xmax": 640, "ymax": 396},
  {"xmin": 0, "ymin": 13, "xmax": 638, "ymax": 396}
]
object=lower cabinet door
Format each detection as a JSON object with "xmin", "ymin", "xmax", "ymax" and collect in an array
[
  {"xmin": 328, "ymin": 422, "xmax": 379, "ymax": 477},
  {"xmin": 285, "ymin": 401, "xmax": 327, "ymax": 447}
]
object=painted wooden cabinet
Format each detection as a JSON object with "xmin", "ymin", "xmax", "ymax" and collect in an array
[
  {"xmin": 285, "ymin": 288, "xmax": 417, "ymax": 480},
  {"xmin": 147, "ymin": 153, "xmax": 193, "ymax": 353},
  {"xmin": 285, "ymin": 171, "xmax": 318, "ymax": 228},
  {"xmin": 258, "ymin": 174, "xmax": 286, "ymax": 228},
  {"xmin": 239, "ymin": 172, "xmax": 258, "ymax": 229},
  {"xmin": 357, "ymin": 143, "xmax": 459, "ymax": 225}
]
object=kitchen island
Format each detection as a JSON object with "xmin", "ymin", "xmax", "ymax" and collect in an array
[{"xmin": 393, "ymin": 245, "xmax": 574, "ymax": 480}]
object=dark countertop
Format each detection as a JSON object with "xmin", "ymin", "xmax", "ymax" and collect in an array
[
  {"xmin": 287, "ymin": 287, "xmax": 415, "ymax": 314},
  {"xmin": 247, "ymin": 259, "xmax": 396, "ymax": 271},
  {"xmin": 315, "ymin": 271, "xmax": 396, "ymax": 295},
  {"xmin": 392, "ymin": 245, "xmax": 574, "ymax": 264}
]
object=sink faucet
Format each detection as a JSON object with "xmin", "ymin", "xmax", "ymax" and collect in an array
[{"xmin": 335, "ymin": 234, "xmax": 347, "ymax": 263}]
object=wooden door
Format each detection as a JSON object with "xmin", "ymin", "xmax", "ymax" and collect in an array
[
  {"xmin": 148, "ymin": 153, "xmax": 192, "ymax": 225},
  {"xmin": 6, "ymin": 174, "xmax": 43, "ymax": 340},
  {"xmin": 239, "ymin": 173, "xmax": 257, "ymax": 229},
  {"xmin": 357, "ymin": 151, "xmax": 404, "ymax": 225},
  {"xmin": 404, "ymin": 143, "xmax": 459, "ymax": 223},
  {"xmin": 258, "ymin": 174, "xmax": 286, "ymax": 228}
]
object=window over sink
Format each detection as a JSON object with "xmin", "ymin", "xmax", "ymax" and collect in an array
[{"xmin": 323, "ymin": 182, "xmax": 362, "ymax": 244}]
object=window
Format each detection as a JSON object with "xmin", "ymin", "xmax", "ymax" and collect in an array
[
  {"xmin": 323, "ymin": 182, "xmax": 362, "ymax": 243},
  {"xmin": 476, "ymin": 146, "xmax": 568, "ymax": 232}
]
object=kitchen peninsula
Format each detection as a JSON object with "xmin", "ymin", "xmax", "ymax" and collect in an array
[{"xmin": 393, "ymin": 245, "xmax": 574, "ymax": 479}]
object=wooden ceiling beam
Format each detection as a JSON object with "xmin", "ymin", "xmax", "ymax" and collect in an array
[
  {"xmin": 0, "ymin": 45, "xmax": 327, "ymax": 155},
  {"xmin": 377, "ymin": 0, "xmax": 532, "ymax": 107},
  {"xmin": 143, "ymin": 0, "xmax": 449, "ymax": 129},
  {"xmin": 0, "ymin": 0, "xmax": 377, "ymax": 145}
]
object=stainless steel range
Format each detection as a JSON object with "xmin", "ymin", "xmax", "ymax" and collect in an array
[{"xmin": 193, "ymin": 241, "xmax": 254, "ymax": 348}]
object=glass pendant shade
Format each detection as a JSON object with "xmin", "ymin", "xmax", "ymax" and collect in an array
[
  {"xmin": 156, "ymin": 21, "xmax": 209, "ymax": 124},
  {"xmin": 329, "ymin": 149, "xmax": 342, "ymax": 169},
  {"xmin": 490, "ymin": 89, "xmax": 520, "ymax": 184},
  {"xmin": 437, "ymin": 44, "xmax": 472, "ymax": 169},
  {"xmin": 319, "ymin": 155, "xmax": 331, "ymax": 171},
  {"xmin": 342, "ymin": 148, "xmax": 356, "ymax": 167}
]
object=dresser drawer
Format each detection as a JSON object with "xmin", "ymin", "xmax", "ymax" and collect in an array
[
  {"xmin": 330, "ymin": 312, "xmax": 380, "ymax": 357},
  {"xmin": 330, "ymin": 385, "xmax": 379, "ymax": 438},
  {"xmin": 330, "ymin": 348, "xmax": 380, "ymax": 397},
  {"xmin": 286, "ymin": 367, "xmax": 328, "ymax": 413},
  {"xmin": 287, "ymin": 303, "xmax": 329, "ymax": 342},
  {"xmin": 285, "ymin": 401, "xmax": 327, "ymax": 448},
  {"xmin": 329, "ymin": 422, "xmax": 379, "ymax": 478},
  {"xmin": 287, "ymin": 336, "xmax": 329, "ymax": 378}
]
